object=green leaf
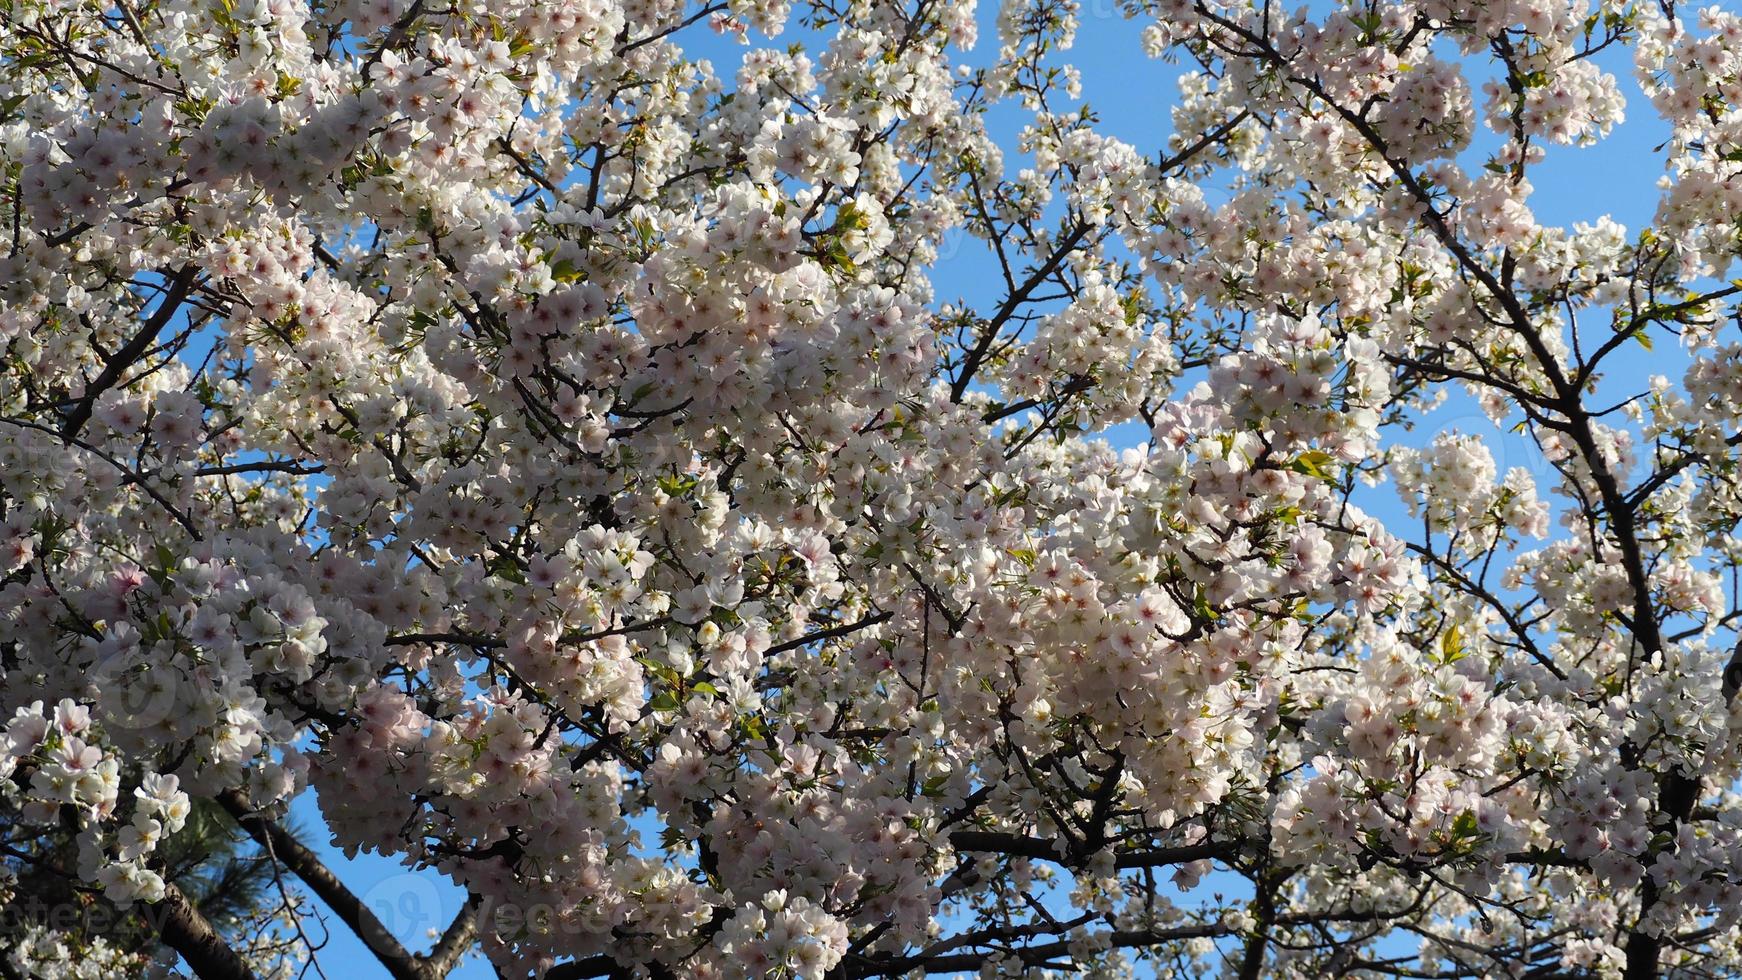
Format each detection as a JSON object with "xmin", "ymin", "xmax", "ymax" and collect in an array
[
  {"xmin": 550, "ymin": 257, "xmax": 582, "ymax": 283},
  {"xmin": 1439, "ymin": 623, "xmax": 1465, "ymax": 663},
  {"xmin": 820, "ymin": 239, "xmax": 857, "ymax": 275},
  {"xmin": 1193, "ymin": 588, "xmax": 1217, "ymax": 623},
  {"xmin": 657, "ymin": 473, "xmax": 699, "ymax": 496},
  {"xmin": 740, "ymin": 714, "xmax": 765, "ymax": 740},
  {"xmin": 1288, "ymin": 450, "xmax": 1336, "ymax": 480},
  {"xmin": 486, "ymin": 553, "xmax": 527, "ymax": 585},
  {"xmin": 647, "ymin": 691, "xmax": 681, "ymax": 713}
]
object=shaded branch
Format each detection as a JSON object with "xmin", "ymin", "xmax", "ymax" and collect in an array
[
  {"xmin": 153, "ymin": 883, "xmax": 261, "ymax": 980},
  {"xmin": 62, "ymin": 265, "xmax": 198, "ymax": 441}
]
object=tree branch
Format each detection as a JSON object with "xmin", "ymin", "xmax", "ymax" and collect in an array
[
  {"xmin": 217, "ymin": 790, "xmax": 437, "ymax": 980},
  {"xmin": 153, "ymin": 883, "xmax": 261, "ymax": 980},
  {"xmin": 62, "ymin": 264, "xmax": 198, "ymax": 441},
  {"xmin": 948, "ymin": 830, "xmax": 1228, "ymax": 869}
]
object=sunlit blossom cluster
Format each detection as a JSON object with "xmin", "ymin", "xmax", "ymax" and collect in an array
[{"xmin": 5, "ymin": 0, "xmax": 1742, "ymax": 977}]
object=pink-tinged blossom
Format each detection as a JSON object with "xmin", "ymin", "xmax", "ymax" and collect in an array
[{"xmin": 6, "ymin": 0, "xmax": 1742, "ymax": 977}]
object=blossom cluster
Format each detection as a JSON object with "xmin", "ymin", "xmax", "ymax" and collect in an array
[{"xmin": 6, "ymin": 0, "xmax": 1742, "ymax": 977}]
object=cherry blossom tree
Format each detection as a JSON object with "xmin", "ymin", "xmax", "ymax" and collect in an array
[{"xmin": 4, "ymin": 0, "xmax": 1742, "ymax": 976}]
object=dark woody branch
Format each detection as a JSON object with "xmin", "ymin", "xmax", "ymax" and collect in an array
[{"xmin": 216, "ymin": 789, "xmax": 476, "ymax": 980}]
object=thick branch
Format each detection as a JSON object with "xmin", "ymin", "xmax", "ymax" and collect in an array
[
  {"xmin": 948, "ymin": 830, "xmax": 1228, "ymax": 869},
  {"xmin": 153, "ymin": 883, "xmax": 261, "ymax": 980},
  {"xmin": 424, "ymin": 895, "xmax": 482, "ymax": 978},
  {"xmin": 763, "ymin": 610, "xmax": 894, "ymax": 658},
  {"xmin": 62, "ymin": 265, "xmax": 198, "ymax": 441},
  {"xmin": 216, "ymin": 790, "xmax": 430, "ymax": 980},
  {"xmin": 544, "ymin": 954, "xmax": 628, "ymax": 980},
  {"xmin": 949, "ymin": 223, "xmax": 1090, "ymax": 402}
]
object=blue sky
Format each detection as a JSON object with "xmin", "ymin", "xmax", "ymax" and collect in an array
[{"xmin": 262, "ymin": 3, "xmax": 1682, "ymax": 978}]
